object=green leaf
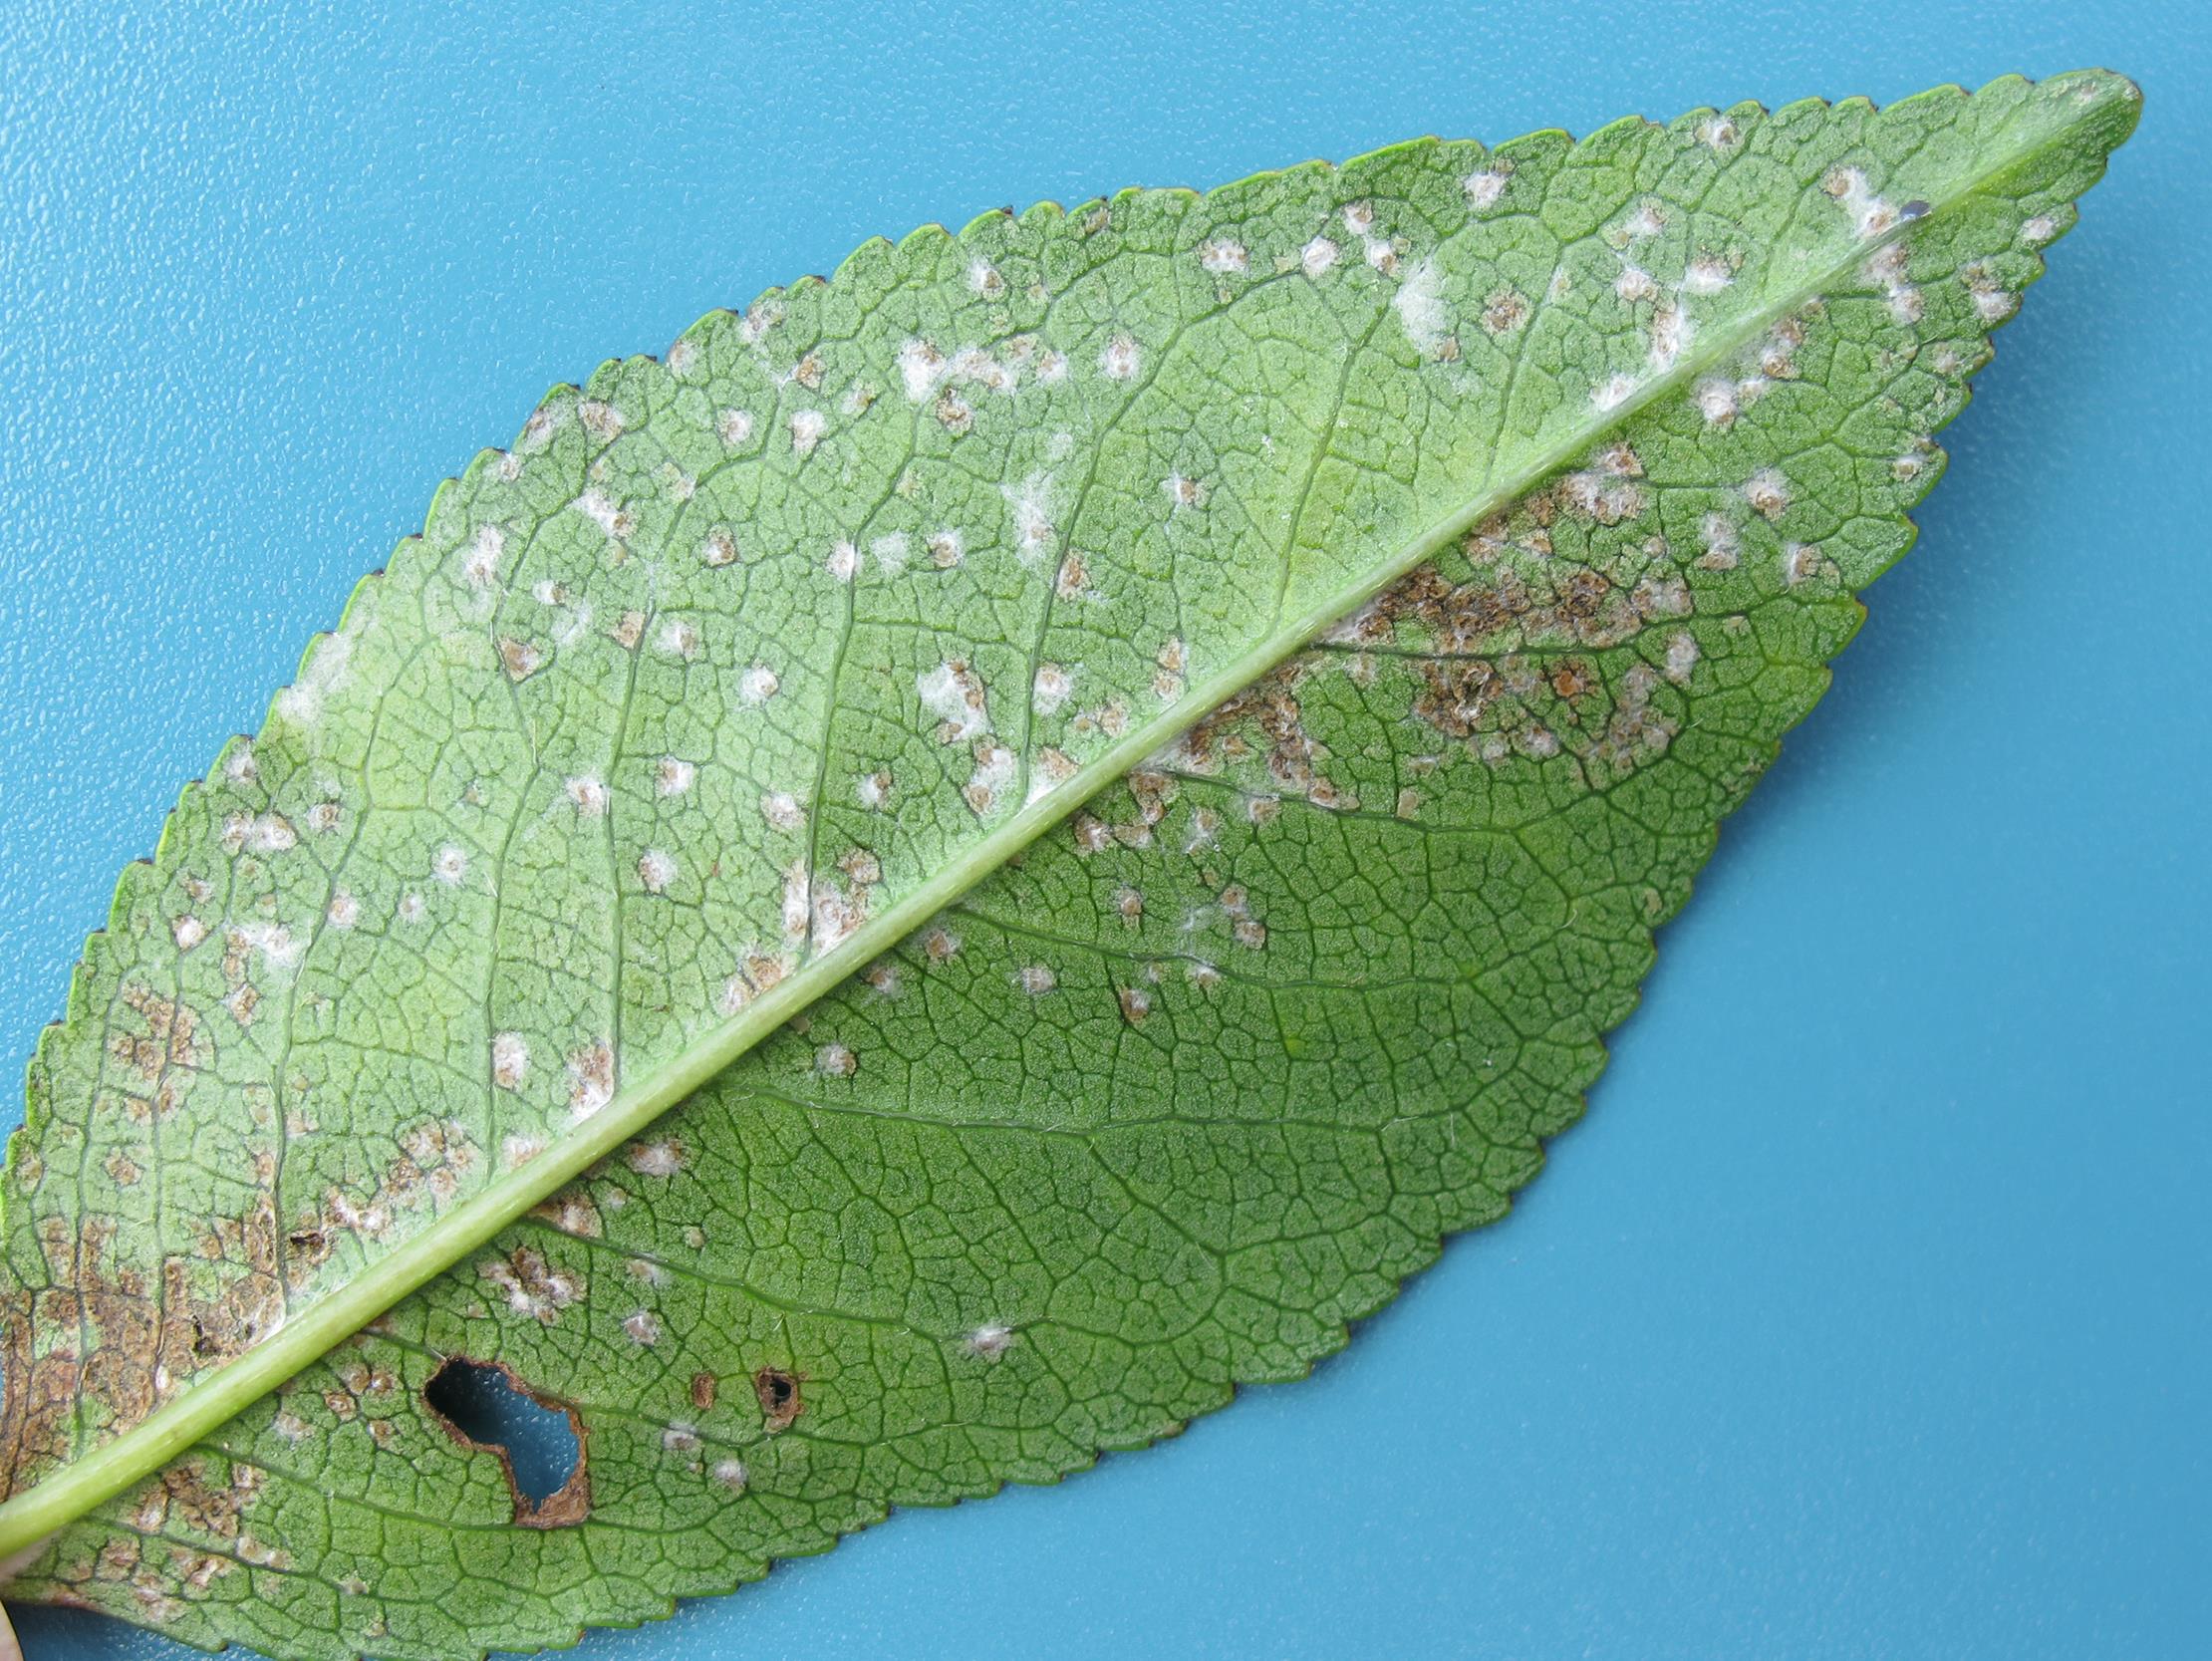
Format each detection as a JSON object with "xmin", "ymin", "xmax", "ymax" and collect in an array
[{"xmin": 0, "ymin": 70, "xmax": 2135, "ymax": 1658}]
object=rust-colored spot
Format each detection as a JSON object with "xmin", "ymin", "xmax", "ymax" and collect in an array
[
  {"xmin": 753, "ymin": 1366, "xmax": 803, "ymax": 1434},
  {"xmin": 422, "ymin": 1356, "xmax": 591, "ymax": 1528},
  {"xmin": 691, "ymin": 1371, "xmax": 718, "ymax": 1412}
]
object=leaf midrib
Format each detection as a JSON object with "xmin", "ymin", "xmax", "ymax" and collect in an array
[{"xmin": 0, "ymin": 92, "xmax": 2089, "ymax": 1558}]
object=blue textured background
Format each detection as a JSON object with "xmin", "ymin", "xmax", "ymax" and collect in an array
[{"xmin": 2, "ymin": 4, "xmax": 2205, "ymax": 1658}]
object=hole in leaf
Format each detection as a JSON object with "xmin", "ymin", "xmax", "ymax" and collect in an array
[{"xmin": 422, "ymin": 1356, "xmax": 591, "ymax": 1525}]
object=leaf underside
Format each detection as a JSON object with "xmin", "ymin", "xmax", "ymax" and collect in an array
[{"xmin": 0, "ymin": 71, "xmax": 2134, "ymax": 1660}]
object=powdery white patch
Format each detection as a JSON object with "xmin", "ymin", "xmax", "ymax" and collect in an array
[
  {"xmin": 871, "ymin": 532, "xmax": 910, "ymax": 573},
  {"xmin": 396, "ymin": 890, "xmax": 427, "ymax": 926},
  {"xmin": 780, "ymin": 860, "xmax": 810, "ymax": 943},
  {"xmin": 855, "ymin": 770, "xmax": 892, "ymax": 811},
  {"xmin": 657, "ymin": 756, "xmax": 695, "ymax": 796},
  {"xmin": 1970, "ymin": 284, "xmax": 2018, "ymax": 322},
  {"xmin": 927, "ymin": 528, "xmax": 965, "ymax": 569},
  {"xmin": 1863, "ymin": 241, "xmax": 1922, "ymax": 325},
  {"xmin": 432, "ymin": 844, "xmax": 469, "ymax": 885},
  {"xmin": 1615, "ymin": 266, "xmax": 1658, "ymax": 303},
  {"xmin": 1696, "ymin": 116, "xmax": 1741, "ymax": 150},
  {"xmin": 624, "ymin": 1310, "xmax": 662, "ymax": 1346},
  {"xmin": 922, "ymin": 925, "xmax": 962, "ymax": 963},
  {"xmin": 565, "ymin": 775, "xmax": 609, "ymax": 816},
  {"xmin": 1035, "ymin": 348, "xmax": 1069, "ymax": 383},
  {"xmin": 1200, "ymin": 238, "xmax": 1248, "ymax": 274},
  {"xmin": 567, "ymin": 1041, "xmax": 616, "ymax": 1119},
  {"xmin": 716, "ymin": 408, "xmax": 754, "ymax": 447},
  {"xmin": 788, "ymin": 409, "xmax": 826, "ymax": 455},
  {"xmin": 276, "ymin": 629, "xmax": 354, "ymax": 726},
  {"xmin": 1743, "ymin": 468, "xmax": 1791, "ymax": 521},
  {"xmin": 815, "ymin": 1042, "xmax": 856, "ymax": 1077},
  {"xmin": 818, "ymin": 539, "xmax": 857, "ymax": 583},
  {"xmin": 1098, "ymin": 334, "xmax": 1141, "ymax": 381},
  {"xmin": 1682, "ymin": 254, "xmax": 1734, "ymax": 296},
  {"xmin": 700, "ymin": 527, "xmax": 739, "ymax": 569},
  {"xmin": 1695, "ymin": 378, "xmax": 1738, "ymax": 426},
  {"xmin": 1300, "ymin": 235, "xmax": 1340, "ymax": 278},
  {"xmin": 1619, "ymin": 201, "xmax": 1665, "ymax": 241},
  {"xmin": 628, "ymin": 1140, "xmax": 686, "ymax": 1178},
  {"xmin": 917, "ymin": 661, "xmax": 990, "ymax": 747},
  {"xmin": 170, "ymin": 914, "xmax": 207, "ymax": 952},
  {"xmin": 1392, "ymin": 256, "xmax": 1449, "ymax": 356},
  {"xmin": 578, "ymin": 399, "xmax": 625, "ymax": 441},
  {"xmin": 964, "ymin": 742, "xmax": 1016, "ymax": 816},
  {"xmin": 1017, "ymin": 966, "xmax": 1056, "ymax": 995},
  {"xmin": 1823, "ymin": 165, "xmax": 1898, "ymax": 239},
  {"xmin": 1462, "ymin": 167, "xmax": 1508, "ymax": 209},
  {"xmin": 491, "ymin": 1032, "xmax": 529, "ymax": 1090},
  {"xmin": 739, "ymin": 663, "xmax": 780, "ymax": 704},
  {"xmin": 1032, "ymin": 662, "xmax": 1072, "ymax": 714},
  {"xmin": 1161, "ymin": 471, "xmax": 1206, "ymax": 510},
  {"xmin": 2021, "ymin": 215, "xmax": 2058, "ymax": 246},
  {"xmin": 575, "ymin": 488, "xmax": 628, "ymax": 540},
  {"xmin": 898, "ymin": 339, "xmax": 947, "ymax": 403},
  {"xmin": 637, "ymin": 848, "xmax": 676, "ymax": 893},
  {"xmin": 964, "ymin": 1324, "xmax": 1014, "ymax": 1360},
  {"xmin": 1698, "ymin": 512, "xmax": 1741, "ymax": 571},
  {"xmin": 1648, "ymin": 304, "xmax": 1692, "ymax": 371},
  {"xmin": 712, "ymin": 1459, "xmax": 748, "ymax": 1492},
  {"xmin": 662, "ymin": 1423, "xmax": 700, "ymax": 1455},
  {"xmin": 1591, "ymin": 373, "xmax": 1639, "ymax": 413},
  {"xmin": 1784, "ymin": 542, "xmax": 1823, "ymax": 585},
  {"xmin": 233, "ymin": 921, "xmax": 303, "ymax": 969},
  {"xmin": 761, "ymin": 790, "xmax": 805, "ymax": 832},
  {"xmin": 1664, "ymin": 631, "xmax": 1701, "ymax": 686},
  {"xmin": 1002, "ymin": 472, "xmax": 1056, "ymax": 560},
  {"xmin": 463, "ymin": 525, "xmax": 504, "ymax": 589},
  {"xmin": 968, "ymin": 258, "xmax": 1004, "ymax": 298}
]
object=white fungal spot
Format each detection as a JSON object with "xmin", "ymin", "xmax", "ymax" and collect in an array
[
  {"xmin": 918, "ymin": 659, "xmax": 988, "ymax": 742},
  {"xmin": 566, "ymin": 775, "xmax": 609, "ymax": 816},
  {"xmin": 712, "ymin": 1459, "xmax": 747, "ymax": 1492},
  {"xmin": 964, "ymin": 1324, "xmax": 1014, "ymax": 1360},
  {"xmin": 638, "ymin": 849, "xmax": 676, "ymax": 893},
  {"xmin": 1619, "ymin": 201, "xmax": 1665, "ymax": 241},
  {"xmin": 1463, "ymin": 167, "xmax": 1508, "ymax": 209},
  {"xmin": 1696, "ymin": 116, "xmax": 1741, "ymax": 150},
  {"xmin": 1823, "ymin": 165, "xmax": 1897, "ymax": 238},
  {"xmin": 871, "ymin": 532, "xmax": 910, "ymax": 573},
  {"xmin": 1200, "ymin": 238, "xmax": 1248, "ymax": 274},
  {"xmin": 1615, "ymin": 266, "xmax": 1657, "ymax": 303},
  {"xmin": 1017, "ymin": 966, "xmax": 1056, "ymax": 995},
  {"xmin": 578, "ymin": 400, "xmax": 624, "ymax": 441},
  {"xmin": 815, "ymin": 1042, "xmax": 856, "ymax": 1077},
  {"xmin": 1300, "ymin": 235, "xmax": 1339, "ymax": 278},
  {"xmin": 1392, "ymin": 256, "xmax": 1448, "ymax": 356},
  {"xmin": 172, "ymin": 916, "xmax": 207, "ymax": 952},
  {"xmin": 1744, "ymin": 468, "xmax": 1791, "ymax": 520},
  {"xmin": 1664, "ymin": 631, "xmax": 1701, "ymax": 685},
  {"xmin": 963, "ymin": 742, "xmax": 1016, "ymax": 815},
  {"xmin": 1002, "ymin": 472, "xmax": 1056, "ymax": 561},
  {"xmin": 662, "ymin": 1423, "xmax": 699, "ymax": 1454},
  {"xmin": 761, "ymin": 791, "xmax": 804, "ymax": 832},
  {"xmin": 826, "ymin": 539, "xmax": 859, "ymax": 582},
  {"xmin": 701, "ymin": 527, "xmax": 739, "ymax": 568},
  {"xmin": 2021, "ymin": 215, "xmax": 2057, "ymax": 246},
  {"xmin": 1591, "ymin": 373, "xmax": 1638, "ymax": 413},
  {"xmin": 1162, "ymin": 471, "xmax": 1206, "ymax": 510},
  {"xmin": 900, "ymin": 339, "xmax": 948, "ymax": 403},
  {"xmin": 629, "ymin": 1140, "xmax": 686, "ymax": 1178},
  {"xmin": 1784, "ymin": 542, "xmax": 1822, "ymax": 585},
  {"xmin": 716, "ymin": 408, "xmax": 754, "ymax": 446},
  {"xmin": 491, "ymin": 1032, "xmax": 529, "ymax": 1090},
  {"xmin": 968, "ymin": 258, "xmax": 1003, "ymax": 297},
  {"xmin": 1698, "ymin": 512, "xmax": 1741, "ymax": 571},
  {"xmin": 463, "ymin": 525, "xmax": 504, "ymax": 589},
  {"xmin": 575, "ymin": 488, "xmax": 627, "ymax": 539},
  {"xmin": 1695, "ymin": 378, "xmax": 1738, "ymax": 426},
  {"xmin": 657, "ymin": 756, "xmax": 695, "ymax": 796},
  {"xmin": 1682, "ymin": 254, "xmax": 1733, "ymax": 296},
  {"xmin": 1648, "ymin": 303, "xmax": 1692, "ymax": 371},
  {"xmin": 855, "ymin": 770, "xmax": 891, "ymax": 811},
  {"xmin": 789, "ymin": 409, "xmax": 826, "ymax": 455},
  {"xmin": 624, "ymin": 1310, "xmax": 662, "ymax": 1346},
  {"xmin": 1032, "ymin": 662, "xmax": 1072, "ymax": 714},
  {"xmin": 432, "ymin": 844, "xmax": 469, "ymax": 885},
  {"xmin": 740, "ymin": 663, "xmax": 781, "ymax": 704},
  {"xmin": 1098, "ymin": 334, "xmax": 1141, "ymax": 381}
]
